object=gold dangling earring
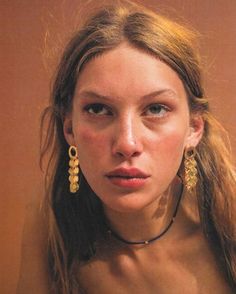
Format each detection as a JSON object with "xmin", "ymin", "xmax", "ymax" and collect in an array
[
  {"xmin": 68, "ymin": 145, "xmax": 79, "ymax": 193},
  {"xmin": 184, "ymin": 147, "xmax": 198, "ymax": 191}
]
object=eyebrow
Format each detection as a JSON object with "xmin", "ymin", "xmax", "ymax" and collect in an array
[{"xmin": 77, "ymin": 89, "xmax": 178, "ymax": 101}]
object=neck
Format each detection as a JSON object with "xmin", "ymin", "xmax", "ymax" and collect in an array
[{"xmin": 103, "ymin": 177, "xmax": 183, "ymax": 245}]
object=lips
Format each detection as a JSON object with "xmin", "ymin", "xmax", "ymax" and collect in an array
[{"xmin": 105, "ymin": 168, "xmax": 150, "ymax": 188}]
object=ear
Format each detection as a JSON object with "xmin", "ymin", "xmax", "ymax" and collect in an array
[
  {"xmin": 63, "ymin": 114, "xmax": 76, "ymax": 146},
  {"xmin": 185, "ymin": 114, "xmax": 204, "ymax": 148}
]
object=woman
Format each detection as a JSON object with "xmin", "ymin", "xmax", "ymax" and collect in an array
[{"xmin": 17, "ymin": 2, "xmax": 236, "ymax": 293}]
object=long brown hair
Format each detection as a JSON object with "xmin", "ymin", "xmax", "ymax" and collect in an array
[{"xmin": 40, "ymin": 2, "xmax": 236, "ymax": 293}]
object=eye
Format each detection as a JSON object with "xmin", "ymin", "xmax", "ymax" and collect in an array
[
  {"xmin": 144, "ymin": 103, "xmax": 169, "ymax": 117},
  {"xmin": 84, "ymin": 103, "xmax": 112, "ymax": 116}
]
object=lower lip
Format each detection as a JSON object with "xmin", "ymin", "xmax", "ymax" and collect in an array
[{"xmin": 106, "ymin": 176, "xmax": 148, "ymax": 188}]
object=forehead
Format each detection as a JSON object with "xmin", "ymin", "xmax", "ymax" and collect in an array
[{"xmin": 75, "ymin": 43, "xmax": 186, "ymax": 101}]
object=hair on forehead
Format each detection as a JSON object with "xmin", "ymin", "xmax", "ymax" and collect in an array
[{"xmin": 40, "ymin": 3, "xmax": 236, "ymax": 292}]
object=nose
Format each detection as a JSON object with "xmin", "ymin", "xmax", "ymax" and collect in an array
[{"xmin": 111, "ymin": 115, "xmax": 143, "ymax": 159}]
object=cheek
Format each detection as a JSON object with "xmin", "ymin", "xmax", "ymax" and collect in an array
[
  {"xmin": 73, "ymin": 126, "xmax": 108, "ymax": 187},
  {"xmin": 149, "ymin": 125, "xmax": 188, "ymax": 164},
  {"xmin": 164, "ymin": 129, "xmax": 186, "ymax": 151},
  {"xmin": 74, "ymin": 125, "xmax": 110, "ymax": 158}
]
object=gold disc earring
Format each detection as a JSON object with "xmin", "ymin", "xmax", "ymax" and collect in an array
[
  {"xmin": 68, "ymin": 145, "xmax": 79, "ymax": 193},
  {"xmin": 184, "ymin": 147, "xmax": 198, "ymax": 191}
]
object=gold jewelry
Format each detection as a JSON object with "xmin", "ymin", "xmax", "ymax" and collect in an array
[
  {"xmin": 68, "ymin": 145, "xmax": 79, "ymax": 193},
  {"xmin": 184, "ymin": 147, "xmax": 198, "ymax": 191}
]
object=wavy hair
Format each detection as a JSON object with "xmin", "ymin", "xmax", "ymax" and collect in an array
[{"xmin": 40, "ymin": 2, "xmax": 236, "ymax": 293}]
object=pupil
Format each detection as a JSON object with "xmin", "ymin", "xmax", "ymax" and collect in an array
[
  {"xmin": 93, "ymin": 104, "xmax": 103, "ymax": 113},
  {"xmin": 151, "ymin": 105, "xmax": 161, "ymax": 113}
]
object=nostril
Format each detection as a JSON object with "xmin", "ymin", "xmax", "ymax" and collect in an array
[
  {"xmin": 113, "ymin": 141, "xmax": 142, "ymax": 158},
  {"xmin": 116, "ymin": 150, "xmax": 139, "ymax": 157},
  {"xmin": 116, "ymin": 150, "xmax": 140, "ymax": 158}
]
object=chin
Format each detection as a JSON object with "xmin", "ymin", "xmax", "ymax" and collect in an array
[{"xmin": 100, "ymin": 192, "xmax": 158, "ymax": 214}]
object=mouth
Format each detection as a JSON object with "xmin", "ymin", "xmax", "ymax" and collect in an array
[{"xmin": 105, "ymin": 168, "xmax": 150, "ymax": 188}]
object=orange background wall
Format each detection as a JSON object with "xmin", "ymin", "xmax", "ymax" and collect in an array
[{"xmin": 1, "ymin": 1, "xmax": 235, "ymax": 293}]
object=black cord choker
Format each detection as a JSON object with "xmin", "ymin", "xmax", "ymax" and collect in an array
[{"xmin": 107, "ymin": 184, "xmax": 183, "ymax": 245}]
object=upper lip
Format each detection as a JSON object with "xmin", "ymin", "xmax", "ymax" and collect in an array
[{"xmin": 106, "ymin": 168, "xmax": 150, "ymax": 178}]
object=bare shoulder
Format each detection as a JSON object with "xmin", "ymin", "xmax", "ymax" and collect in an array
[{"xmin": 17, "ymin": 186, "xmax": 51, "ymax": 294}]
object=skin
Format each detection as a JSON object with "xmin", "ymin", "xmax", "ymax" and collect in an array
[
  {"xmin": 17, "ymin": 43, "xmax": 232, "ymax": 293},
  {"xmin": 63, "ymin": 43, "xmax": 232, "ymax": 293},
  {"xmin": 64, "ymin": 43, "xmax": 203, "ymax": 240}
]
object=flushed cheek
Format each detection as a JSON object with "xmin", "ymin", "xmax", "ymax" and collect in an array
[
  {"xmin": 161, "ymin": 133, "xmax": 185, "ymax": 156},
  {"xmin": 76, "ymin": 126, "xmax": 109, "ymax": 150},
  {"xmin": 149, "ymin": 130, "xmax": 186, "ymax": 170},
  {"xmin": 74, "ymin": 126, "xmax": 110, "ymax": 172}
]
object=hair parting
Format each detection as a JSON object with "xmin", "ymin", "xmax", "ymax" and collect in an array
[{"xmin": 40, "ymin": 2, "xmax": 236, "ymax": 293}]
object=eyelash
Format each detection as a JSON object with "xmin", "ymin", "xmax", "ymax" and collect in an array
[
  {"xmin": 83, "ymin": 103, "xmax": 170, "ymax": 117},
  {"xmin": 143, "ymin": 103, "xmax": 169, "ymax": 117},
  {"xmin": 83, "ymin": 103, "xmax": 112, "ymax": 116}
]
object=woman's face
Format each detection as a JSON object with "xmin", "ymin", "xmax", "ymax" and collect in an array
[{"xmin": 64, "ymin": 43, "xmax": 203, "ymax": 213}]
